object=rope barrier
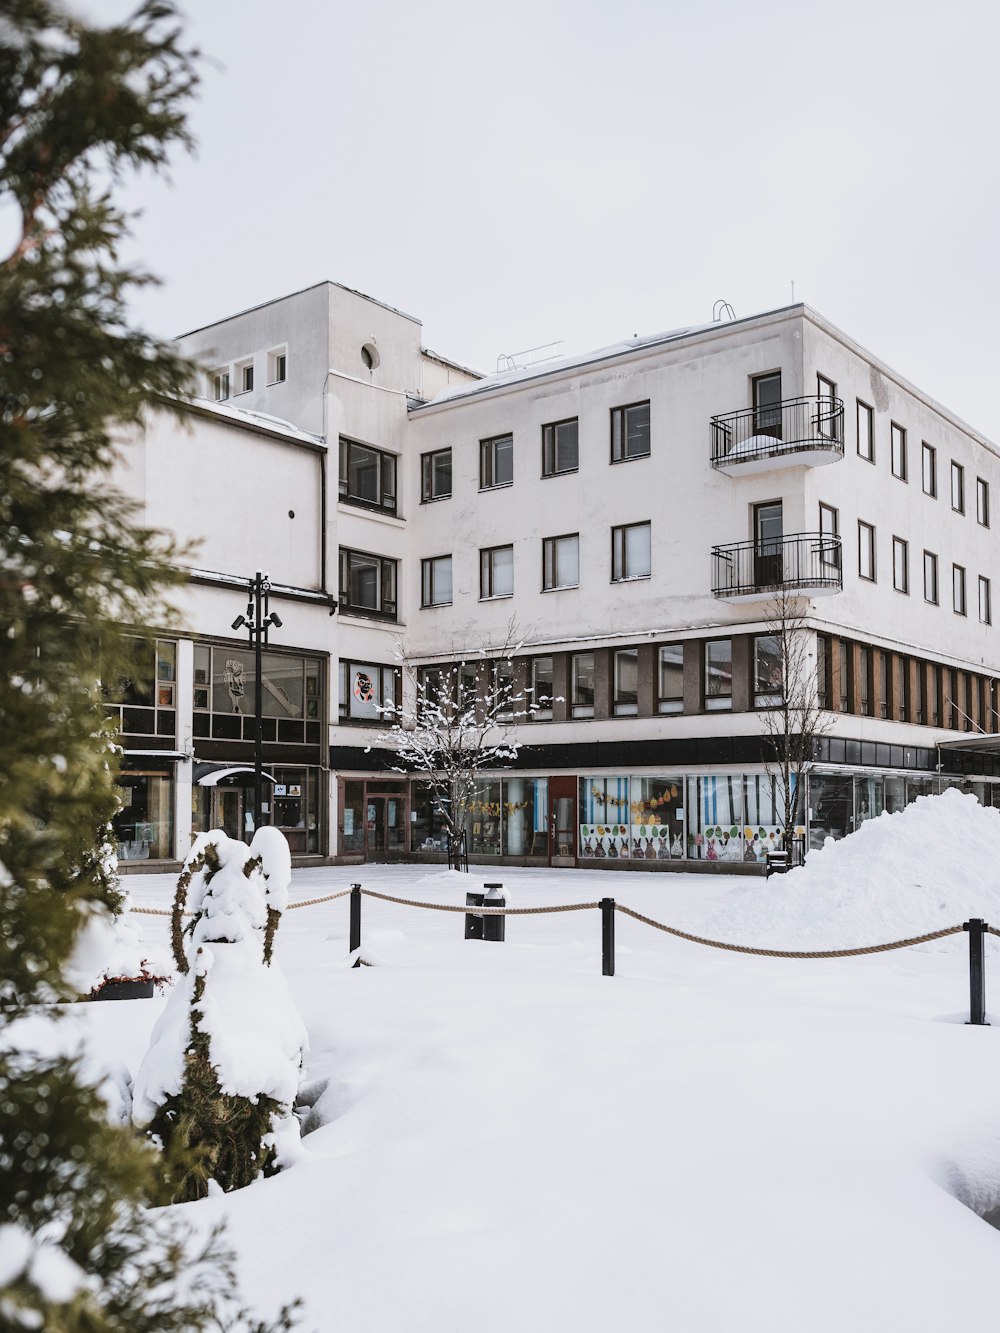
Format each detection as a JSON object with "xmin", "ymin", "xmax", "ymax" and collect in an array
[
  {"xmin": 286, "ymin": 888, "xmax": 354, "ymax": 910},
  {"xmin": 988, "ymin": 926, "xmax": 1000, "ymax": 939},
  {"xmin": 613, "ymin": 903, "xmax": 966, "ymax": 959},
  {"xmin": 358, "ymin": 888, "xmax": 600, "ymax": 915}
]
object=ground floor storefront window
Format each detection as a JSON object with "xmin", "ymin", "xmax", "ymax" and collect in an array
[
  {"xmin": 114, "ymin": 770, "xmax": 175, "ymax": 860},
  {"xmin": 192, "ymin": 765, "xmax": 323, "ymax": 851}
]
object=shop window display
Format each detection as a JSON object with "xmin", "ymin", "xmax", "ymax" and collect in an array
[
  {"xmin": 579, "ymin": 776, "xmax": 632, "ymax": 858},
  {"xmin": 628, "ymin": 776, "xmax": 685, "ymax": 859},
  {"xmin": 465, "ymin": 779, "xmax": 503, "ymax": 856},
  {"xmin": 500, "ymin": 777, "xmax": 548, "ymax": 856},
  {"xmin": 742, "ymin": 773, "xmax": 802, "ymax": 863},
  {"xmin": 113, "ymin": 771, "xmax": 174, "ymax": 860},
  {"xmin": 686, "ymin": 774, "xmax": 745, "ymax": 861}
]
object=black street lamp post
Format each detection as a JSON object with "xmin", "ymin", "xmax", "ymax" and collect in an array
[{"xmin": 231, "ymin": 571, "xmax": 282, "ymax": 836}]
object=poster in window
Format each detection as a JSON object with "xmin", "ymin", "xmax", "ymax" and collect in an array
[{"xmin": 350, "ymin": 665, "xmax": 380, "ymax": 720}]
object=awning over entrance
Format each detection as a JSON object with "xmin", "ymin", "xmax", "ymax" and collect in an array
[
  {"xmin": 936, "ymin": 734, "xmax": 1000, "ymax": 756},
  {"xmin": 194, "ymin": 763, "xmax": 279, "ymax": 787}
]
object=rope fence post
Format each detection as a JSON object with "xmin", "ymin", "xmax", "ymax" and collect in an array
[
  {"xmin": 350, "ymin": 883, "xmax": 362, "ymax": 968},
  {"xmin": 600, "ymin": 898, "xmax": 615, "ymax": 977},
  {"xmin": 963, "ymin": 918, "xmax": 989, "ymax": 1025}
]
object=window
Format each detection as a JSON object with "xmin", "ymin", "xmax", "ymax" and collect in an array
[
  {"xmin": 421, "ymin": 449, "xmax": 452, "ymax": 502},
  {"xmin": 892, "ymin": 537, "xmax": 909, "ymax": 594},
  {"xmin": 857, "ymin": 400, "xmax": 874, "ymax": 462},
  {"xmin": 977, "ymin": 477, "xmax": 990, "ymax": 527},
  {"xmin": 859, "ymin": 647, "xmax": 872, "ymax": 716},
  {"xmin": 613, "ymin": 648, "xmax": 639, "ymax": 715},
  {"xmin": 480, "ymin": 544, "xmax": 513, "ymax": 599},
  {"xmin": 953, "ymin": 563, "xmax": 967, "ymax": 616},
  {"xmin": 890, "ymin": 422, "xmax": 907, "ymax": 480},
  {"xmin": 922, "ymin": 442, "xmax": 937, "ymax": 497},
  {"xmin": 611, "ymin": 401, "xmax": 651, "ymax": 462},
  {"xmin": 858, "ymin": 520, "xmax": 876, "ymax": 582},
  {"xmin": 611, "ymin": 521, "xmax": 651, "ymax": 581},
  {"xmin": 530, "ymin": 656, "xmax": 554, "ymax": 719},
  {"xmin": 339, "ymin": 437, "xmax": 397, "ymax": 514},
  {"xmin": 212, "ymin": 370, "xmax": 229, "ymax": 402},
  {"xmin": 704, "ymin": 639, "xmax": 732, "ymax": 711},
  {"xmin": 480, "ymin": 433, "xmax": 513, "ymax": 489},
  {"xmin": 951, "ymin": 461, "xmax": 965, "ymax": 513},
  {"xmin": 421, "ymin": 555, "xmax": 452, "ymax": 608},
  {"xmin": 753, "ymin": 635, "xmax": 782, "ymax": 707},
  {"xmin": 108, "ymin": 637, "xmax": 177, "ymax": 739},
  {"xmin": 980, "ymin": 576, "xmax": 992, "ymax": 625},
  {"xmin": 658, "ymin": 643, "xmax": 684, "ymax": 714},
  {"xmin": 267, "ymin": 349, "xmax": 287, "ymax": 384},
  {"xmin": 542, "ymin": 418, "xmax": 579, "ymax": 476},
  {"xmin": 923, "ymin": 550, "xmax": 939, "ymax": 604},
  {"xmin": 838, "ymin": 641, "xmax": 849, "ymax": 712},
  {"xmin": 570, "ymin": 652, "xmax": 595, "ymax": 718},
  {"xmin": 192, "ymin": 644, "xmax": 322, "ymax": 745},
  {"xmin": 234, "ymin": 360, "xmax": 253, "ymax": 394},
  {"xmin": 339, "ymin": 548, "xmax": 397, "ymax": 620},
  {"xmin": 753, "ymin": 373, "xmax": 782, "ymax": 438},
  {"xmin": 816, "ymin": 375, "xmax": 839, "ymax": 440},
  {"xmin": 819, "ymin": 503, "xmax": 840, "ymax": 567},
  {"xmin": 542, "ymin": 533, "xmax": 579, "ymax": 590},
  {"xmin": 339, "ymin": 661, "xmax": 399, "ymax": 722}
]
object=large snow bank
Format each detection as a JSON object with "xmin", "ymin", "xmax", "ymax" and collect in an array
[{"xmin": 709, "ymin": 790, "xmax": 1000, "ymax": 951}]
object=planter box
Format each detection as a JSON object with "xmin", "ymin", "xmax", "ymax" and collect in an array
[{"xmin": 91, "ymin": 978, "xmax": 155, "ymax": 1001}]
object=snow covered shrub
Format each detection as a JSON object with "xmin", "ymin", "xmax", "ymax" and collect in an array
[{"xmin": 132, "ymin": 828, "xmax": 307, "ymax": 1203}]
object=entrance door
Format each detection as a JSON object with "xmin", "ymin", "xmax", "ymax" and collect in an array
[
  {"xmin": 753, "ymin": 371, "xmax": 782, "ymax": 439},
  {"xmin": 548, "ymin": 776, "xmax": 577, "ymax": 866},
  {"xmin": 215, "ymin": 787, "xmax": 245, "ymax": 843},
  {"xmin": 754, "ymin": 500, "xmax": 784, "ymax": 589},
  {"xmin": 364, "ymin": 795, "xmax": 407, "ymax": 860}
]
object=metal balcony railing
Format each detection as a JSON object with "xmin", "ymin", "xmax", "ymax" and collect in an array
[
  {"xmin": 711, "ymin": 532, "xmax": 843, "ymax": 598},
  {"xmin": 710, "ymin": 395, "xmax": 844, "ymax": 467}
]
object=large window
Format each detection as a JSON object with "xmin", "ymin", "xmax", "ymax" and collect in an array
[
  {"xmin": 571, "ymin": 652, "xmax": 595, "ymax": 717},
  {"xmin": 339, "ymin": 547, "xmax": 397, "ymax": 620},
  {"xmin": 542, "ymin": 418, "xmax": 579, "ymax": 476},
  {"xmin": 338, "ymin": 661, "xmax": 399, "ymax": 722},
  {"xmin": 819, "ymin": 502, "xmax": 840, "ymax": 568},
  {"xmin": 611, "ymin": 521, "xmax": 651, "ymax": 581},
  {"xmin": 530, "ymin": 656, "xmax": 554, "ymax": 720},
  {"xmin": 858, "ymin": 520, "xmax": 876, "ymax": 582},
  {"xmin": 611, "ymin": 401, "xmax": 651, "ymax": 462},
  {"xmin": 753, "ymin": 635, "xmax": 782, "ymax": 707},
  {"xmin": 951, "ymin": 460, "xmax": 965, "ymax": 513},
  {"xmin": 543, "ymin": 533, "xmax": 580, "ymax": 590},
  {"xmin": 658, "ymin": 643, "xmax": 684, "ymax": 714},
  {"xmin": 480, "ymin": 544, "xmax": 514, "ymax": 599},
  {"xmin": 857, "ymin": 399, "xmax": 874, "ymax": 462},
  {"xmin": 193, "ymin": 644, "xmax": 322, "ymax": 745},
  {"xmin": 924, "ymin": 550, "xmax": 939, "ymax": 604},
  {"xmin": 113, "ymin": 770, "xmax": 174, "ymax": 861},
  {"xmin": 421, "ymin": 555, "xmax": 453, "ymax": 608},
  {"xmin": 480, "ymin": 433, "xmax": 513, "ymax": 489},
  {"xmin": 891, "ymin": 422, "xmax": 907, "ymax": 480},
  {"xmin": 977, "ymin": 476, "xmax": 990, "ymax": 527},
  {"xmin": 704, "ymin": 639, "xmax": 732, "ymax": 711},
  {"xmin": 421, "ymin": 448, "xmax": 452, "ymax": 502},
  {"xmin": 922, "ymin": 441, "xmax": 937, "ymax": 496},
  {"xmin": 613, "ymin": 648, "xmax": 638, "ymax": 715},
  {"xmin": 212, "ymin": 370, "xmax": 229, "ymax": 402},
  {"xmin": 953, "ymin": 563, "xmax": 967, "ymax": 616},
  {"xmin": 892, "ymin": 537, "xmax": 909, "ymax": 594},
  {"xmin": 339, "ymin": 437, "xmax": 397, "ymax": 514},
  {"xmin": 108, "ymin": 637, "xmax": 177, "ymax": 740}
]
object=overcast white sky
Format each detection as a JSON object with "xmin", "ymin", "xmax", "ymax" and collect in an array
[{"xmin": 111, "ymin": 0, "xmax": 1000, "ymax": 438}]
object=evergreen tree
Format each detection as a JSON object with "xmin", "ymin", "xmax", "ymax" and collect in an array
[{"xmin": 0, "ymin": 4, "xmax": 298, "ymax": 1327}]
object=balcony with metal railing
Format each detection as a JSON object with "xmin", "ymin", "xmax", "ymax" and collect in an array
[
  {"xmin": 710, "ymin": 395, "xmax": 844, "ymax": 475},
  {"xmin": 711, "ymin": 532, "xmax": 843, "ymax": 601}
]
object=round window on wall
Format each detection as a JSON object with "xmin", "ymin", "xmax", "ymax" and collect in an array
[{"xmin": 361, "ymin": 342, "xmax": 380, "ymax": 371}]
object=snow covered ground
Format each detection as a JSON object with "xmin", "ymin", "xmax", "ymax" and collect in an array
[{"xmin": 65, "ymin": 794, "xmax": 1000, "ymax": 1329}]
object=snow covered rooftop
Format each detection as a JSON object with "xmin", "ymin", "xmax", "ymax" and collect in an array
[{"xmin": 183, "ymin": 395, "xmax": 325, "ymax": 448}]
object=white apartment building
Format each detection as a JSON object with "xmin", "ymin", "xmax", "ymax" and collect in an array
[{"xmin": 110, "ymin": 282, "xmax": 1000, "ymax": 872}]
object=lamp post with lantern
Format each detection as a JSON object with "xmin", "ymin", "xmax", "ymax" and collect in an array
[{"xmin": 231, "ymin": 571, "xmax": 282, "ymax": 835}]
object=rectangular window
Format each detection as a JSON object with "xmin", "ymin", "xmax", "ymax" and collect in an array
[
  {"xmin": 953, "ymin": 563, "xmax": 967, "ymax": 616},
  {"xmin": 753, "ymin": 634, "xmax": 782, "ymax": 707},
  {"xmin": 421, "ymin": 555, "xmax": 453, "ymax": 608},
  {"xmin": 339, "ymin": 437, "xmax": 397, "ymax": 514},
  {"xmin": 857, "ymin": 400, "xmax": 874, "ymax": 462},
  {"xmin": 980, "ymin": 575, "xmax": 992, "ymax": 625},
  {"xmin": 236, "ymin": 361, "xmax": 253, "ymax": 394},
  {"xmin": 480, "ymin": 433, "xmax": 513, "ymax": 489},
  {"xmin": 613, "ymin": 648, "xmax": 639, "ymax": 715},
  {"xmin": 817, "ymin": 375, "xmax": 838, "ymax": 439},
  {"xmin": 530, "ymin": 656, "xmax": 554, "ymax": 720},
  {"xmin": 858, "ymin": 520, "xmax": 876, "ymax": 581},
  {"xmin": 267, "ymin": 349, "xmax": 287, "ymax": 384},
  {"xmin": 922, "ymin": 441, "xmax": 937, "ymax": 496},
  {"xmin": 570, "ymin": 652, "xmax": 595, "ymax": 718},
  {"xmin": 191, "ymin": 645, "xmax": 322, "ymax": 746},
  {"xmin": 421, "ymin": 448, "xmax": 452, "ymax": 502},
  {"xmin": 892, "ymin": 537, "xmax": 909, "ymax": 594},
  {"xmin": 891, "ymin": 422, "xmax": 907, "ymax": 480},
  {"xmin": 838, "ymin": 642, "xmax": 849, "ymax": 712},
  {"xmin": 753, "ymin": 372, "xmax": 782, "ymax": 437},
  {"xmin": 879, "ymin": 651, "xmax": 889, "ymax": 718},
  {"xmin": 704, "ymin": 639, "xmax": 732, "ymax": 711},
  {"xmin": 611, "ymin": 401, "xmax": 651, "ymax": 462},
  {"xmin": 542, "ymin": 533, "xmax": 580, "ymax": 590},
  {"xmin": 542, "ymin": 418, "xmax": 579, "ymax": 477},
  {"xmin": 480, "ymin": 544, "xmax": 513, "ymax": 599},
  {"xmin": 859, "ymin": 646, "xmax": 872, "ymax": 716},
  {"xmin": 658, "ymin": 643, "xmax": 684, "ymax": 714},
  {"xmin": 977, "ymin": 476, "xmax": 990, "ymax": 527},
  {"xmin": 951, "ymin": 461, "xmax": 965, "ymax": 513},
  {"xmin": 339, "ymin": 548, "xmax": 397, "ymax": 620},
  {"xmin": 611, "ymin": 521, "xmax": 651, "ymax": 581},
  {"xmin": 819, "ymin": 502, "xmax": 840, "ymax": 567},
  {"xmin": 924, "ymin": 550, "xmax": 939, "ymax": 604},
  {"xmin": 212, "ymin": 370, "xmax": 229, "ymax": 402},
  {"xmin": 339, "ymin": 661, "xmax": 399, "ymax": 722}
]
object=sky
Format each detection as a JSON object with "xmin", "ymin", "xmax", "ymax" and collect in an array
[{"xmin": 101, "ymin": 0, "xmax": 1000, "ymax": 440}]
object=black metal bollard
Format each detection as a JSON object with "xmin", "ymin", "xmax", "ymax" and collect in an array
[
  {"xmin": 350, "ymin": 883, "xmax": 362, "ymax": 968},
  {"xmin": 963, "ymin": 918, "xmax": 990, "ymax": 1025},
  {"xmin": 482, "ymin": 883, "xmax": 505, "ymax": 942},
  {"xmin": 600, "ymin": 898, "xmax": 615, "ymax": 977},
  {"xmin": 464, "ymin": 891, "xmax": 485, "ymax": 940}
]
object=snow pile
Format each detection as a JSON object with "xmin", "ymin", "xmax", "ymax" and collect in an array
[{"xmin": 709, "ymin": 790, "xmax": 1000, "ymax": 951}]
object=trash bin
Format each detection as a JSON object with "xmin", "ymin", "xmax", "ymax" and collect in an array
[
  {"xmin": 482, "ymin": 883, "xmax": 505, "ymax": 942},
  {"xmin": 465, "ymin": 891, "xmax": 485, "ymax": 939}
]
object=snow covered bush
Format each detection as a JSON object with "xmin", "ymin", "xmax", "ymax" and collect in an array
[{"xmin": 133, "ymin": 827, "xmax": 308, "ymax": 1202}]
